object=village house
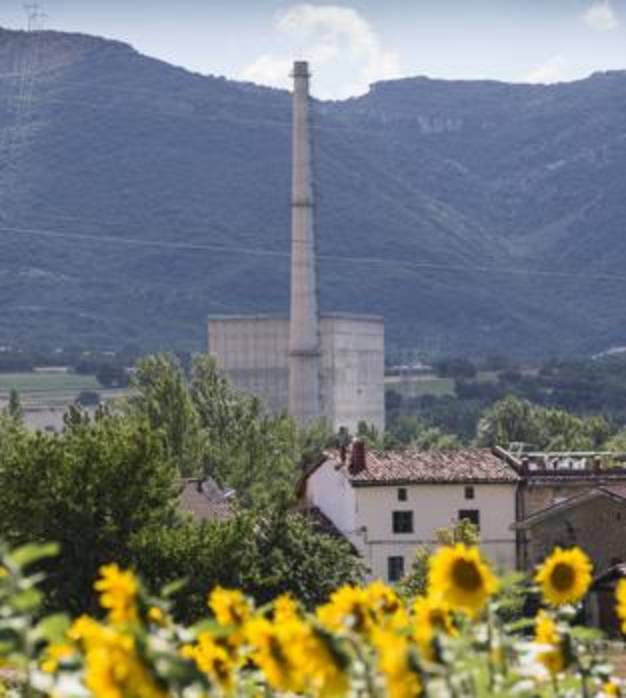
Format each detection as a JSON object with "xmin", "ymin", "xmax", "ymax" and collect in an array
[
  {"xmin": 301, "ymin": 442, "xmax": 520, "ymax": 581},
  {"xmin": 495, "ymin": 450, "xmax": 626, "ymax": 570},
  {"xmin": 510, "ymin": 450, "xmax": 626, "ymax": 518},
  {"xmin": 512, "ymin": 485, "xmax": 626, "ymax": 572}
]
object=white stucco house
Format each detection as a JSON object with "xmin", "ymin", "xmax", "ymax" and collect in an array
[{"xmin": 301, "ymin": 443, "xmax": 520, "ymax": 582}]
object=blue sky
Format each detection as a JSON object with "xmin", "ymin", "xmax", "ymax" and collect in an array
[{"xmin": 2, "ymin": 0, "xmax": 626, "ymax": 98}]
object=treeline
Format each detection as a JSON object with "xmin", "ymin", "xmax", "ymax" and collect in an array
[
  {"xmin": 386, "ymin": 355, "xmax": 626, "ymax": 448},
  {"xmin": 0, "ymin": 354, "xmax": 360, "ymax": 621},
  {"xmin": 364, "ymin": 396, "xmax": 620, "ymax": 453}
]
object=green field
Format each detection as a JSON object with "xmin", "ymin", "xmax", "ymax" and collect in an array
[
  {"xmin": 385, "ymin": 375, "xmax": 455, "ymax": 398},
  {"xmin": 385, "ymin": 370, "xmax": 508, "ymax": 399},
  {"xmin": 0, "ymin": 373, "xmax": 101, "ymax": 395}
]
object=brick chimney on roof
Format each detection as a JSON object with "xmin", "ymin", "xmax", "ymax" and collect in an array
[{"xmin": 350, "ymin": 438, "xmax": 366, "ymax": 474}]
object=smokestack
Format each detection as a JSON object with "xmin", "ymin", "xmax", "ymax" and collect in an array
[{"xmin": 288, "ymin": 61, "xmax": 322, "ymax": 425}]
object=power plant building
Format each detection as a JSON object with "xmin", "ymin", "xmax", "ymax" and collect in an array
[{"xmin": 208, "ymin": 62, "xmax": 385, "ymax": 433}]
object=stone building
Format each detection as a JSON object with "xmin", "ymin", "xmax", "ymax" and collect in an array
[
  {"xmin": 512, "ymin": 486, "xmax": 626, "ymax": 572},
  {"xmin": 511, "ymin": 451, "xmax": 626, "ymax": 518}
]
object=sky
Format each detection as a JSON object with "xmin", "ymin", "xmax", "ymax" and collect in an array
[{"xmin": 1, "ymin": 0, "xmax": 626, "ymax": 99}]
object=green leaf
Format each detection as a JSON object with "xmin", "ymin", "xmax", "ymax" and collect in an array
[
  {"xmin": 34, "ymin": 613, "xmax": 71, "ymax": 643},
  {"xmin": 9, "ymin": 542, "xmax": 59, "ymax": 569},
  {"xmin": 10, "ymin": 587, "xmax": 43, "ymax": 612},
  {"xmin": 161, "ymin": 579, "xmax": 188, "ymax": 598},
  {"xmin": 189, "ymin": 619, "xmax": 221, "ymax": 635}
]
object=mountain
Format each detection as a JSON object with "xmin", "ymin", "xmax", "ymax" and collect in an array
[{"xmin": 1, "ymin": 27, "xmax": 625, "ymax": 359}]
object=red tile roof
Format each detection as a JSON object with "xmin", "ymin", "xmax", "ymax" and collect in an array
[{"xmin": 327, "ymin": 448, "xmax": 519, "ymax": 485}]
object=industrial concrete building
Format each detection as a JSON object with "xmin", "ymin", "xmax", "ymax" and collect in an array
[
  {"xmin": 208, "ymin": 61, "xmax": 385, "ymax": 433},
  {"xmin": 208, "ymin": 313, "xmax": 384, "ymax": 432}
]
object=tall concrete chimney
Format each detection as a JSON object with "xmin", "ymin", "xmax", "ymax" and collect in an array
[{"xmin": 288, "ymin": 61, "xmax": 322, "ymax": 425}]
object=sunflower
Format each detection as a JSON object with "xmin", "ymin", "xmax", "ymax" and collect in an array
[
  {"xmin": 245, "ymin": 616, "xmax": 302, "ymax": 693},
  {"xmin": 427, "ymin": 544, "xmax": 499, "ymax": 617},
  {"xmin": 316, "ymin": 586, "xmax": 373, "ymax": 635},
  {"xmin": 182, "ymin": 632, "xmax": 236, "ymax": 692},
  {"xmin": 534, "ymin": 610, "xmax": 565, "ymax": 675},
  {"xmin": 413, "ymin": 595, "xmax": 455, "ymax": 659},
  {"xmin": 372, "ymin": 629, "xmax": 422, "ymax": 698},
  {"xmin": 615, "ymin": 579, "xmax": 626, "ymax": 634},
  {"xmin": 534, "ymin": 547, "xmax": 592, "ymax": 607},
  {"xmin": 208, "ymin": 587, "xmax": 252, "ymax": 627},
  {"xmin": 602, "ymin": 679, "xmax": 621, "ymax": 696},
  {"xmin": 93, "ymin": 564, "xmax": 138, "ymax": 625}
]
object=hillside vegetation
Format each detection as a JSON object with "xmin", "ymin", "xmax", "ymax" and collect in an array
[{"xmin": 1, "ymin": 27, "xmax": 625, "ymax": 357}]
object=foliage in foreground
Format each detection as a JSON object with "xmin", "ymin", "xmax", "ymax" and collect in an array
[{"xmin": 1, "ymin": 542, "xmax": 625, "ymax": 697}]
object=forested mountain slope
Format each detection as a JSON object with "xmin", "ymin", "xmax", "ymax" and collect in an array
[{"xmin": 1, "ymin": 27, "xmax": 625, "ymax": 357}]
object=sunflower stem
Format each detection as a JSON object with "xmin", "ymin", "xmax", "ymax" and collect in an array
[{"xmin": 486, "ymin": 605, "xmax": 496, "ymax": 692}]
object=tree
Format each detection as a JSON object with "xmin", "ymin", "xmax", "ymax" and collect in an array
[
  {"xmin": 189, "ymin": 355, "xmax": 300, "ymax": 507},
  {"xmin": 130, "ymin": 517, "xmax": 253, "ymax": 622},
  {"xmin": 6, "ymin": 389, "xmax": 23, "ymax": 423},
  {"xmin": 297, "ymin": 418, "xmax": 334, "ymax": 468},
  {"xmin": 238, "ymin": 496, "xmax": 365, "ymax": 609},
  {"xmin": 76, "ymin": 390, "xmax": 101, "ymax": 407},
  {"xmin": 606, "ymin": 429, "xmax": 626, "ymax": 453},
  {"xmin": 357, "ymin": 421, "xmax": 395, "ymax": 451},
  {"xmin": 476, "ymin": 395, "xmax": 613, "ymax": 451},
  {"xmin": 127, "ymin": 354, "xmax": 206, "ymax": 477},
  {"xmin": 131, "ymin": 497, "xmax": 364, "ymax": 621},
  {"xmin": 476, "ymin": 395, "xmax": 541, "ymax": 448},
  {"xmin": 0, "ymin": 411, "xmax": 179, "ymax": 614},
  {"xmin": 388, "ymin": 415, "xmax": 460, "ymax": 450}
]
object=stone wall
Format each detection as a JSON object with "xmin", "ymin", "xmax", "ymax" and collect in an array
[{"xmin": 523, "ymin": 494, "xmax": 626, "ymax": 572}]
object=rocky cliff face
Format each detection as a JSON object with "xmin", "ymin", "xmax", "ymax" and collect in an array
[{"xmin": 0, "ymin": 27, "xmax": 625, "ymax": 357}]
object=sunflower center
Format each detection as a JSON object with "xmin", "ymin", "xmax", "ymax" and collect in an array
[
  {"xmin": 451, "ymin": 559, "xmax": 482, "ymax": 592},
  {"xmin": 550, "ymin": 563, "xmax": 575, "ymax": 591},
  {"xmin": 429, "ymin": 609, "xmax": 447, "ymax": 629}
]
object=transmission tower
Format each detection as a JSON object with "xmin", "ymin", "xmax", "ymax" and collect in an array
[{"xmin": 24, "ymin": 2, "xmax": 46, "ymax": 32}]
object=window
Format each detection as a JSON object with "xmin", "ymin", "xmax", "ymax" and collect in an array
[
  {"xmin": 464, "ymin": 486, "xmax": 475, "ymax": 500},
  {"xmin": 392, "ymin": 510, "xmax": 413, "ymax": 533},
  {"xmin": 388, "ymin": 556, "xmax": 405, "ymax": 582},
  {"xmin": 397, "ymin": 487, "xmax": 407, "ymax": 501},
  {"xmin": 458, "ymin": 509, "xmax": 480, "ymax": 530}
]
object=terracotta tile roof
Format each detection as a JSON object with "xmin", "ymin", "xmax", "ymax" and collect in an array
[
  {"xmin": 178, "ymin": 478, "xmax": 234, "ymax": 522},
  {"xmin": 328, "ymin": 448, "xmax": 519, "ymax": 485}
]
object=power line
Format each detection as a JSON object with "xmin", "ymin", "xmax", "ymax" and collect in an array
[{"xmin": 1, "ymin": 223, "xmax": 626, "ymax": 284}]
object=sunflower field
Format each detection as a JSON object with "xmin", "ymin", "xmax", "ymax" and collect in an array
[{"xmin": 1, "ymin": 541, "xmax": 625, "ymax": 697}]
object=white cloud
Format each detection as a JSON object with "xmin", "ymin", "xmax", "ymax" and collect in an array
[
  {"xmin": 525, "ymin": 55, "xmax": 568, "ymax": 84},
  {"xmin": 582, "ymin": 0, "xmax": 620, "ymax": 31},
  {"xmin": 239, "ymin": 4, "xmax": 401, "ymax": 99}
]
